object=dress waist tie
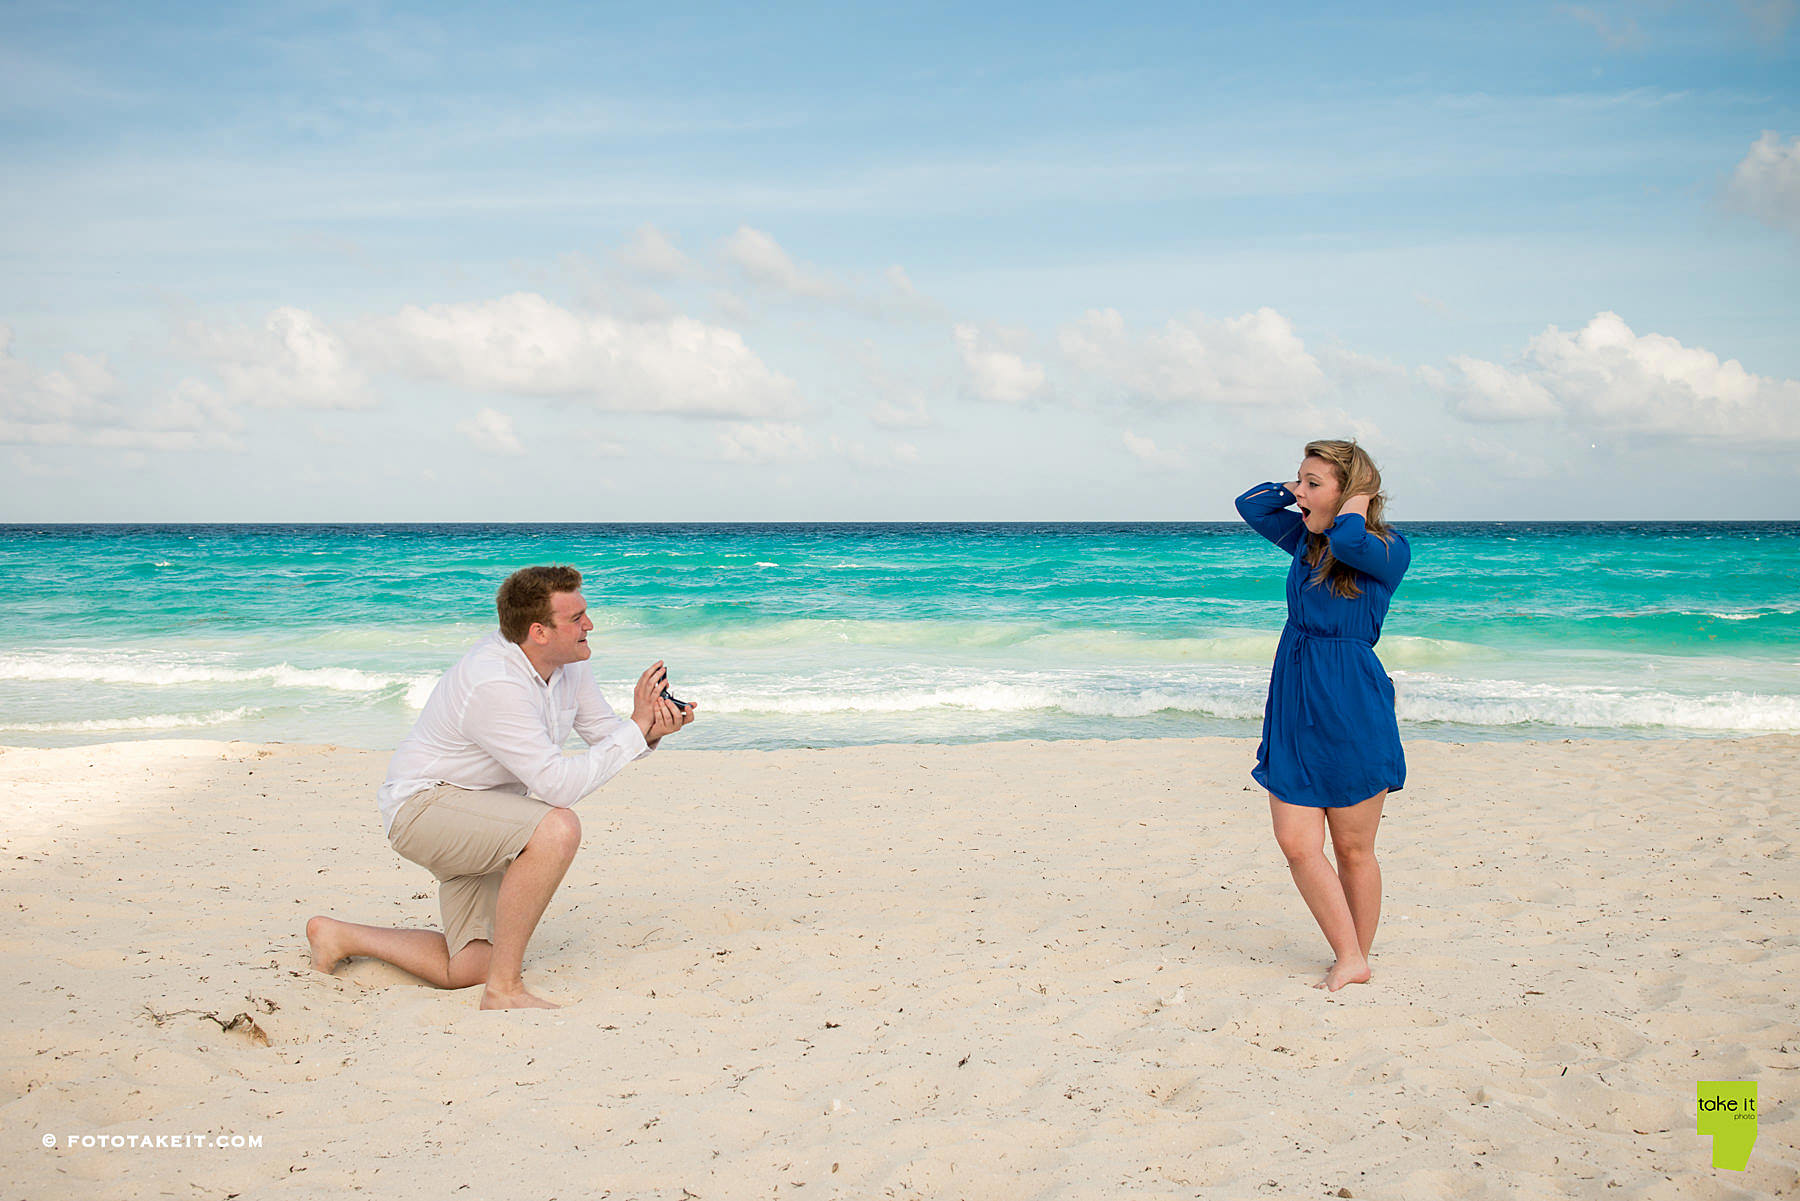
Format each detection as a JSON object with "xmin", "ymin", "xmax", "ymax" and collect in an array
[
  {"xmin": 1287, "ymin": 629, "xmax": 1371, "ymax": 731},
  {"xmin": 1285, "ymin": 629, "xmax": 1370, "ymax": 794}
]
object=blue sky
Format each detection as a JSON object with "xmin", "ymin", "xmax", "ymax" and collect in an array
[{"xmin": 2, "ymin": 1, "xmax": 1795, "ymax": 520}]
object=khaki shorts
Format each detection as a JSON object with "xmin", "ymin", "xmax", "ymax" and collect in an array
[{"xmin": 387, "ymin": 784, "xmax": 552, "ymax": 959}]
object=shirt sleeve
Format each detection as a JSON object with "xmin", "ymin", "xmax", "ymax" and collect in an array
[
  {"xmin": 571, "ymin": 666, "xmax": 654, "ymax": 759},
  {"xmin": 460, "ymin": 677, "xmax": 650, "ymax": 808},
  {"xmin": 1235, "ymin": 482, "xmax": 1305, "ymax": 554},
  {"xmin": 1325, "ymin": 514, "xmax": 1410, "ymax": 589}
]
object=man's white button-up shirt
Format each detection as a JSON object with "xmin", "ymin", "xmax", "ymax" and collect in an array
[{"xmin": 377, "ymin": 631, "xmax": 651, "ymax": 834}]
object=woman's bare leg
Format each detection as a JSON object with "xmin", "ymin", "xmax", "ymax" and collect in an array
[
  {"xmin": 1326, "ymin": 790, "xmax": 1386, "ymax": 960},
  {"xmin": 1269, "ymin": 795, "xmax": 1370, "ymax": 991}
]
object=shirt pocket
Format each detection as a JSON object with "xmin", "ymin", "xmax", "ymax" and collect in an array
[{"xmin": 554, "ymin": 704, "xmax": 579, "ymax": 745}]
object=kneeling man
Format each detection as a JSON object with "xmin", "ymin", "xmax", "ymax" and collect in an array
[{"xmin": 307, "ymin": 564, "xmax": 694, "ymax": 1008}]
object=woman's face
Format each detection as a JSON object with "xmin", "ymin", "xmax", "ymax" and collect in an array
[{"xmin": 1291, "ymin": 456, "xmax": 1343, "ymax": 534}]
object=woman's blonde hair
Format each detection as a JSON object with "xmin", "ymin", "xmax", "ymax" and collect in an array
[{"xmin": 1301, "ymin": 439, "xmax": 1393, "ymax": 599}]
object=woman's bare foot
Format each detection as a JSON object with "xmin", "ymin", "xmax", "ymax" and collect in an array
[
  {"xmin": 480, "ymin": 986, "xmax": 560, "ymax": 1010},
  {"xmin": 305, "ymin": 916, "xmax": 348, "ymax": 973},
  {"xmin": 1316, "ymin": 957, "xmax": 1372, "ymax": 991}
]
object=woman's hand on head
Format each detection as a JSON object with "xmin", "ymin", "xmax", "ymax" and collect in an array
[{"xmin": 1337, "ymin": 492, "xmax": 1373, "ymax": 519}]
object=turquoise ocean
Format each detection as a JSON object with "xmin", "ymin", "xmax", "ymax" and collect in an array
[{"xmin": 1, "ymin": 522, "xmax": 1796, "ymax": 751}]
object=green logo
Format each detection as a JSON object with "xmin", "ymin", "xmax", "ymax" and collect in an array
[{"xmin": 1697, "ymin": 1081, "xmax": 1758, "ymax": 1171}]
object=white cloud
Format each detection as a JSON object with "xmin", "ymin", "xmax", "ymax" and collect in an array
[
  {"xmin": 0, "ymin": 326, "xmax": 119, "ymax": 421},
  {"xmin": 368, "ymin": 292, "xmax": 802, "ymax": 418},
  {"xmin": 1254, "ymin": 404, "xmax": 1386, "ymax": 444},
  {"xmin": 721, "ymin": 226, "xmax": 839, "ymax": 301},
  {"xmin": 0, "ymin": 326, "xmax": 238, "ymax": 451},
  {"xmin": 0, "ymin": 421, "xmax": 235, "ymax": 451},
  {"xmin": 870, "ymin": 395, "xmax": 932, "ymax": 429},
  {"xmin": 617, "ymin": 224, "xmax": 696, "ymax": 279},
  {"xmin": 1058, "ymin": 306, "xmax": 1326, "ymax": 406},
  {"xmin": 1727, "ymin": 130, "xmax": 1800, "ymax": 235},
  {"xmin": 953, "ymin": 324, "xmax": 1046, "ymax": 403},
  {"xmin": 1121, "ymin": 430, "xmax": 1186, "ymax": 471},
  {"xmin": 710, "ymin": 290, "xmax": 752, "ymax": 324},
  {"xmin": 717, "ymin": 421, "xmax": 813, "ymax": 463},
  {"xmin": 1318, "ymin": 344, "xmax": 1409, "ymax": 388},
  {"xmin": 456, "ymin": 407, "xmax": 524, "ymax": 456},
  {"xmin": 876, "ymin": 265, "xmax": 942, "ymax": 320},
  {"xmin": 9, "ymin": 449, "xmax": 76, "ymax": 478},
  {"xmin": 1427, "ymin": 311, "xmax": 1800, "ymax": 443},
  {"xmin": 719, "ymin": 227, "xmax": 938, "ymax": 320},
  {"xmin": 854, "ymin": 340, "xmax": 936, "ymax": 429},
  {"xmin": 183, "ymin": 307, "xmax": 371, "ymax": 409},
  {"xmin": 143, "ymin": 378, "xmax": 245, "ymax": 433},
  {"xmin": 1420, "ymin": 356, "xmax": 1559, "ymax": 421}
]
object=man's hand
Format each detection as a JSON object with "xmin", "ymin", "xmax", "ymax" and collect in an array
[
  {"xmin": 631, "ymin": 661, "xmax": 666, "ymax": 742},
  {"xmin": 631, "ymin": 661, "xmax": 697, "ymax": 747},
  {"xmin": 645, "ymin": 695, "xmax": 696, "ymax": 746}
]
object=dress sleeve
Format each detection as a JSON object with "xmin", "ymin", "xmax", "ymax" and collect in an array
[
  {"xmin": 1235, "ymin": 482, "xmax": 1305, "ymax": 554},
  {"xmin": 461, "ymin": 678, "xmax": 649, "ymax": 808},
  {"xmin": 1325, "ymin": 515, "xmax": 1410, "ymax": 589}
]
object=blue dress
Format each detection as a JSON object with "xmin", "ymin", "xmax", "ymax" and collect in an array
[{"xmin": 1235, "ymin": 482, "xmax": 1411, "ymax": 808}]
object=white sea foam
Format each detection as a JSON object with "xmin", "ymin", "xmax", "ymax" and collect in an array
[
  {"xmin": 0, "ymin": 653, "xmax": 434, "ymax": 697},
  {"xmin": 0, "ymin": 706, "xmax": 260, "ymax": 733},
  {"xmin": 671, "ymin": 683, "xmax": 1265, "ymax": 721},
  {"xmin": 1395, "ymin": 678, "xmax": 1800, "ymax": 733},
  {"xmin": 661, "ymin": 670, "xmax": 1800, "ymax": 733}
]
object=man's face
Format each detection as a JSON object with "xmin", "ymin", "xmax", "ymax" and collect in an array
[{"xmin": 536, "ymin": 590, "xmax": 595, "ymax": 667}]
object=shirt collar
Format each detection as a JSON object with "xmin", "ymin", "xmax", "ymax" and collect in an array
[{"xmin": 495, "ymin": 630, "xmax": 560, "ymax": 689}]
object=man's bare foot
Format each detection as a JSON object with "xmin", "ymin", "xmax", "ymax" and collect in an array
[
  {"xmin": 1315, "ymin": 958, "xmax": 1372, "ymax": 991},
  {"xmin": 480, "ymin": 985, "xmax": 560, "ymax": 1010},
  {"xmin": 305, "ymin": 915, "xmax": 348, "ymax": 973}
]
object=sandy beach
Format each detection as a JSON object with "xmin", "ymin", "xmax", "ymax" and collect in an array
[{"xmin": 1, "ymin": 735, "xmax": 1794, "ymax": 1200}]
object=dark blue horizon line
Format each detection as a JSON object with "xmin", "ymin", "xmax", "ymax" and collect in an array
[{"xmin": 3, "ymin": 519, "xmax": 1798, "ymax": 531}]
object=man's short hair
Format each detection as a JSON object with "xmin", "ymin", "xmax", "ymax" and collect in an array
[{"xmin": 496, "ymin": 565, "xmax": 583, "ymax": 644}]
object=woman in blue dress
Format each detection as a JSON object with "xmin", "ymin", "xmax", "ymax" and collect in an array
[{"xmin": 1235, "ymin": 440, "xmax": 1410, "ymax": 992}]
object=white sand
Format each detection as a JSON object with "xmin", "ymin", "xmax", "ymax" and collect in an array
[{"xmin": 1, "ymin": 736, "xmax": 1794, "ymax": 1200}]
